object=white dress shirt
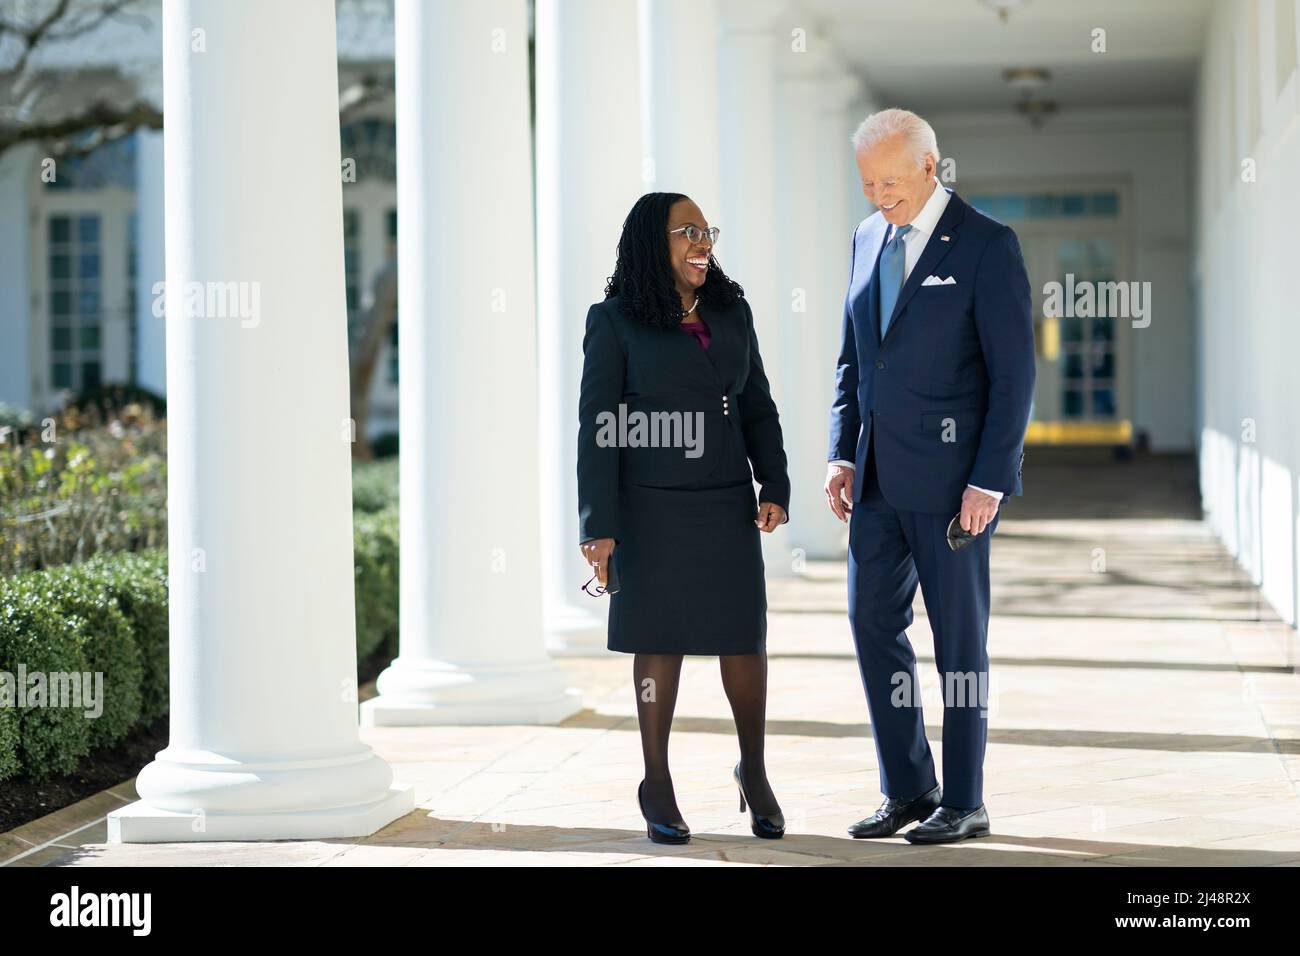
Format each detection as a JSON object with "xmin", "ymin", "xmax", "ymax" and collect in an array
[{"xmin": 829, "ymin": 178, "xmax": 1003, "ymax": 503}]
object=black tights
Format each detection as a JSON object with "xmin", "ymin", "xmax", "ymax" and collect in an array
[{"xmin": 634, "ymin": 651, "xmax": 780, "ymax": 821}]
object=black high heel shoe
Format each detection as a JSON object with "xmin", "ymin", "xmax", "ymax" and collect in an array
[
  {"xmin": 637, "ymin": 779, "xmax": 690, "ymax": 844},
  {"xmin": 734, "ymin": 762, "xmax": 785, "ymax": 839}
]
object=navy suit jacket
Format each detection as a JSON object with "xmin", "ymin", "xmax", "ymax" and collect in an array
[
  {"xmin": 577, "ymin": 293, "xmax": 790, "ymax": 545},
  {"xmin": 827, "ymin": 188, "xmax": 1036, "ymax": 514}
]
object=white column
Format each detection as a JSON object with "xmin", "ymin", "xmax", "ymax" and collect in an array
[
  {"xmin": 536, "ymin": 0, "xmax": 644, "ymax": 654},
  {"xmin": 0, "ymin": 145, "xmax": 36, "ymax": 410},
  {"xmin": 811, "ymin": 72, "xmax": 863, "ymax": 538},
  {"xmin": 638, "ymin": 0, "xmax": 722, "ymax": 217},
  {"xmin": 776, "ymin": 49, "xmax": 856, "ymax": 559},
  {"xmin": 362, "ymin": 0, "xmax": 581, "ymax": 724},
  {"xmin": 717, "ymin": 0, "xmax": 796, "ymax": 578},
  {"xmin": 109, "ymin": 0, "xmax": 413, "ymax": 843},
  {"xmin": 135, "ymin": 127, "xmax": 166, "ymax": 396}
]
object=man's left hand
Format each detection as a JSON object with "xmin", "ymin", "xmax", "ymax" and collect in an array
[{"xmin": 960, "ymin": 486, "xmax": 999, "ymax": 535}]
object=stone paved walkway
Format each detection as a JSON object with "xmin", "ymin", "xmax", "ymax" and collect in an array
[{"xmin": 11, "ymin": 453, "xmax": 1300, "ymax": 866}]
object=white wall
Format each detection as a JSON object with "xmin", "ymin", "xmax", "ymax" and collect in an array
[
  {"xmin": 933, "ymin": 107, "xmax": 1196, "ymax": 453},
  {"xmin": 1195, "ymin": 0, "xmax": 1300, "ymax": 627}
]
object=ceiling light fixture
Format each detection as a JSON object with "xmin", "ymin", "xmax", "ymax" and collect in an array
[
  {"xmin": 1003, "ymin": 67, "xmax": 1052, "ymax": 91},
  {"xmin": 1015, "ymin": 99, "xmax": 1058, "ymax": 129}
]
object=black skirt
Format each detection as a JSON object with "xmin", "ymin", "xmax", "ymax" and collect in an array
[{"xmin": 607, "ymin": 476, "xmax": 767, "ymax": 655}]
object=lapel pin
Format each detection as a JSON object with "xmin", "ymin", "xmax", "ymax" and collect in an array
[{"xmin": 940, "ymin": 235, "xmax": 950, "ymax": 242}]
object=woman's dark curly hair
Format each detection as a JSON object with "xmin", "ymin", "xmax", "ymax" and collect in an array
[{"xmin": 603, "ymin": 191, "xmax": 744, "ymax": 329}]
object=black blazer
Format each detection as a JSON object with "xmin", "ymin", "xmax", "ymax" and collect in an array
[
  {"xmin": 577, "ymin": 293, "xmax": 790, "ymax": 545},
  {"xmin": 829, "ymin": 189, "xmax": 1035, "ymax": 512}
]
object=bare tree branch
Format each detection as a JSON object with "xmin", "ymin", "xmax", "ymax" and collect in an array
[
  {"xmin": 0, "ymin": 0, "xmax": 149, "ymax": 79},
  {"xmin": 0, "ymin": 95, "xmax": 161, "ymax": 156},
  {"xmin": 349, "ymin": 257, "xmax": 398, "ymax": 460}
]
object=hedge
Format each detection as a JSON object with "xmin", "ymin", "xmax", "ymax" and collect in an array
[
  {"xmin": 352, "ymin": 505, "xmax": 400, "ymax": 660},
  {"xmin": 0, "ymin": 505, "xmax": 400, "ymax": 784}
]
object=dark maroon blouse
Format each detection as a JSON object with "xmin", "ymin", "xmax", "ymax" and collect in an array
[{"xmin": 680, "ymin": 315, "xmax": 711, "ymax": 350}]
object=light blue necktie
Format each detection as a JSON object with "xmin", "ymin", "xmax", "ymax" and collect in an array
[{"xmin": 878, "ymin": 223, "xmax": 912, "ymax": 339}]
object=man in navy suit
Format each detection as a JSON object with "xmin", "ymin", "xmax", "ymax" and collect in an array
[{"xmin": 824, "ymin": 108, "xmax": 1035, "ymax": 843}]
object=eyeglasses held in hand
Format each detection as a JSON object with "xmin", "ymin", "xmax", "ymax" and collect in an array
[
  {"xmin": 580, "ymin": 572, "xmax": 610, "ymax": 597},
  {"xmin": 946, "ymin": 514, "xmax": 977, "ymax": 551},
  {"xmin": 580, "ymin": 553, "xmax": 621, "ymax": 596},
  {"xmin": 668, "ymin": 224, "xmax": 720, "ymax": 246}
]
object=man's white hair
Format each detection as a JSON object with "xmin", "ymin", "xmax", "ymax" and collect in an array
[{"xmin": 850, "ymin": 108, "xmax": 940, "ymax": 167}]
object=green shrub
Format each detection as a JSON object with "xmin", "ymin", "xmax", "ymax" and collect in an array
[
  {"xmin": 80, "ymin": 551, "xmax": 169, "ymax": 722},
  {"xmin": 0, "ymin": 404, "xmax": 167, "ymax": 575},
  {"xmin": 0, "ymin": 500, "xmax": 399, "ymax": 784},
  {"xmin": 64, "ymin": 383, "xmax": 167, "ymax": 419},
  {"xmin": 351, "ymin": 456, "xmax": 399, "ymax": 513},
  {"xmin": 0, "ymin": 438, "xmax": 401, "ymax": 785},
  {"xmin": 0, "ymin": 576, "xmax": 94, "ymax": 780},
  {"xmin": 0, "ymin": 690, "xmax": 17, "ymax": 781},
  {"xmin": 370, "ymin": 431, "xmax": 399, "ymax": 458},
  {"xmin": 41, "ymin": 565, "xmax": 144, "ymax": 750},
  {"xmin": 353, "ymin": 505, "xmax": 399, "ymax": 660}
]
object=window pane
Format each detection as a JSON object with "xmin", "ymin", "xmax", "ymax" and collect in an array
[
  {"xmin": 77, "ymin": 215, "xmax": 100, "ymax": 243},
  {"xmin": 82, "ymin": 362, "xmax": 101, "ymax": 389},
  {"xmin": 1063, "ymin": 351, "xmax": 1085, "ymax": 380},
  {"xmin": 80, "ymin": 324, "xmax": 100, "ymax": 349},
  {"xmin": 78, "ymin": 254, "xmax": 100, "ymax": 279},
  {"xmin": 51, "ymin": 290, "xmax": 71, "ymax": 315},
  {"xmin": 53, "ymin": 362, "xmax": 72, "ymax": 388},
  {"xmin": 1089, "ymin": 192, "xmax": 1120, "ymax": 216},
  {"xmin": 1062, "ymin": 389, "xmax": 1084, "ymax": 418},
  {"xmin": 50, "ymin": 254, "xmax": 71, "ymax": 279},
  {"xmin": 1061, "ymin": 193, "xmax": 1086, "ymax": 216},
  {"xmin": 1000, "ymin": 195, "xmax": 1027, "ymax": 219},
  {"xmin": 51, "ymin": 326, "xmax": 72, "ymax": 350},
  {"xmin": 1092, "ymin": 388, "xmax": 1116, "ymax": 417},
  {"xmin": 50, "ymin": 216, "xmax": 71, "ymax": 242},
  {"xmin": 1028, "ymin": 194, "xmax": 1058, "ymax": 218}
]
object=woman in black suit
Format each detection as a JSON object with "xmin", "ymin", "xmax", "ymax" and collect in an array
[{"xmin": 577, "ymin": 192, "xmax": 791, "ymax": 844}]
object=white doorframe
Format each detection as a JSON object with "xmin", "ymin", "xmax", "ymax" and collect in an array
[{"xmin": 959, "ymin": 177, "xmax": 1135, "ymax": 439}]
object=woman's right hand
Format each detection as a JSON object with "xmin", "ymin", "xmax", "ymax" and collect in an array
[{"xmin": 579, "ymin": 537, "xmax": 616, "ymax": 586}]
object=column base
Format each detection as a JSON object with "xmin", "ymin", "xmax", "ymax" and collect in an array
[
  {"xmin": 107, "ymin": 785, "xmax": 415, "ymax": 843},
  {"xmin": 360, "ymin": 656, "xmax": 584, "ymax": 726}
]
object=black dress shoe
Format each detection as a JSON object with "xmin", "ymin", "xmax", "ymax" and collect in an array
[
  {"xmin": 637, "ymin": 779, "xmax": 690, "ymax": 844},
  {"xmin": 734, "ymin": 763, "xmax": 785, "ymax": 839},
  {"xmin": 848, "ymin": 783, "xmax": 942, "ymax": 838},
  {"xmin": 903, "ymin": 804, "xmax": 990, "ymax": 844}
]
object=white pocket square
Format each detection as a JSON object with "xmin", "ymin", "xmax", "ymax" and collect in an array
[{"xmin": 922, "ymin": 274, "xmax": 957, "ymax": 286}]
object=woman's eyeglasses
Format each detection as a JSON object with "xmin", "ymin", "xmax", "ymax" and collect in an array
[
  {"xmin": 669, "ymin": 224, "xmax": 720, "ymax": 246},
  {"xmin": 580, "ymin": 572, "xmax": 611, "ymax": 597},
  {"xmin": 580, "ymin": 556, "xmax": 620, "ymax": 596}
]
